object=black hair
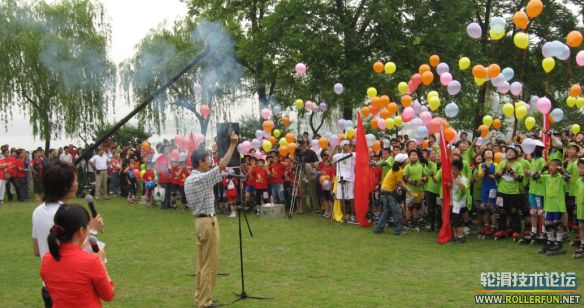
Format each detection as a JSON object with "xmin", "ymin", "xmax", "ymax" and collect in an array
[
  {"xmin": 481, "ymin": 148, "xmax": 493, "ymax": 159},
  {"xmin": 42, "ymin": 161, "xmax": 77, "ymax": 203},
  {"xmin": 392, "ymin": 160, "xmax": 403, "ymax": 171},
  {"xmin": 47, "ymin": 204, "xmax": 90, "ymax": 261},
  {"xmin": 533, "ymin": 146, "xmax": 544, "ymax": 158},
  {"xmin": 190, "ymin": 150, "xmax": 209, "ymax": 169},
  {"xmin": 407, "ymin": 149, "xmax": 419, "ymax": 157},
  {"xmin": 451, "ymin": 159, "xmax": 463, "ymax": 171}
]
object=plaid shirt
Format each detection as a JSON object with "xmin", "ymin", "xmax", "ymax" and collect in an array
[{"xmin": 185, "ymin": 167, "xmax": 222, "ymax": 215}]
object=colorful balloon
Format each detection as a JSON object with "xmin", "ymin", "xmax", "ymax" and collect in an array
[
  {"xmin": 459, "ymin": 57, "xmax": 471, "ymax": 70},
  {"xmin": 513, "ymin": 32, "xmax": 529, "ymax": 49},
  {"xmin": 447, "ymin": 80, "xmax": 461, "ymax": 96},
  {"xmin": 295, "ymin": 99, "xmax": 304, "ymax": 109},
  {"xmin": 569, "ymin": 84, "xmax": 581, "ymax": 97},
  {"xmin": 572, "ymin": 124, "xmax": 581, "ymax": 135},
  {"xmin": 487, "ymin": 64, "xmax": 501, "ymax": 79},
  {"xmin": 502, "ymin": 67, "xmax": 515, "ymax": 81},
  {"xmin": 567, "ymin": 31, "xmax": 583, "ymax": 48},
  {"xmin": 200, "ymin": 104, "xmax": 210, "ymax": 117},
  {"xmin": 262, "ymin": 139, "xmax": 272, "ymax": 152},
  {"xmin": 502, "ymin": 103, "xmax": 514, "ymax": 117},
  {"xmin": 577, "ymin": 50, "xmax": 584, "ymax": 67},
  {"xmin": 467, "ymin": 22, "xmax": 482, "ymax": 39},
  {"xmin": 444, "ymin": 128, "xmax": 457, "ymax": 143},
  {"xmin": 367, "ymin": 87, "xmax": 377, "ymax": 98},
  {"xmin": 515, "ymin": 106, "xmax": 528, "ymax": 119},
  {"xmin": 387, "ymin": 102, "xmax": 398, "ymax": 115},
  {"xmin": 550, "ymin": 108, "xmax": 564, "ymax": 122},
  {"xmin": 525, "ymin": 117, "xmax": 536, "ymax": 131},
  {"xmin": 542, "ymin": 57, "xmax": 555, "ymax": 73},
  {"xmin": 436, "ymin": 62, "xmax": 450, "ymax": 75},
  {"xmin": 492, "ymin": 118, "xmax": 502, "ymax": 129},
  {"xmin": 567, "ymin": 96, "xmax": 577, "ymax": 108},
  {"xmin": 295, "ymin": 63, "xmax": 307, "ymax": 75},
  {"xmin": 526, "ymin": 0, "xmax": 544, "ymax": 19},
  {"xmin": 510, "ymin": 82, "xmax": 523, "ymax": 96},
  {"xmin": 261, "ymin": 108, "xmax": 271, "ymax": 120},
  {"xmin": 445, "ymin": 103, "xmax": 459, "ymax": 118},
  {"xmin": 472, "ymin": 65, "xmax": 487, "ymax": 79},
  {"xmin": 483, "ymin": 115, "xmax": 493, "ymax": 128},
  {"xmin": 334, "ymin": 83, "xmax": 344, "ymax": 95},
  {"xmin": 421, "ymin": 71, "xmax": 434, "ymax": 86},
  {"xmin": 440, "ymin": 73, "xmax": 453, "ymax": 86},
  {"xmin": 373, "ymin": 61, "xmax": 384, "ymax": 73},
  {"xmin": 513, "ymin": 11, "xmax": 529, "ymax": 29},
  {"xmin": 398, "ymin": 82, "xmax": 408, "ymax": 95},
  {"xmin": 536, "ymin": 97, "xmax": 552, "ymax": 114},
  {"xmin": 384, "ymin": 62, "xmax": 397, "ymax": 74}
]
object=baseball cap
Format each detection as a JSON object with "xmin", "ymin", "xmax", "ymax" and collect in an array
[
  {"xmin": 340, "ymin": 140, "xmax": 350, "ymax": 146},
  {"xmin": 394, "ymin": 153, "xmax": 408, "ymax": 163}
]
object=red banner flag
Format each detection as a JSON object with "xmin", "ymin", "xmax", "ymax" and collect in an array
[
  {"xmin": 542, "ymin": 113, "xmax": 550, "ymax": 160},
  {"xmin": 438, "ymin": 129, "xmax": 453, "ymax": 244},
  {"xmin": 354, "ymin": 113, "xmax": 371, "ymax": 227}
]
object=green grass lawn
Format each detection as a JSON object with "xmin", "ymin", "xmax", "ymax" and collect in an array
[{"xmin": 0, "ymin": 198, "xmax": 582, "ymax": 307}]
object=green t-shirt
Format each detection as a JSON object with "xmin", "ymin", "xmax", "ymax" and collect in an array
[
  {"xmin": 495, "ymin": 160, "xmax": 524, "ymax": 194},
  {"xmin": 462, "ymin": 160, "xmax": 472, "ymax": 183},
  {"xmin": 576, "ymin": 178, "xmax": 584, "ymax": 220},
  {"xmin": 472, "ymin": 167, "xmax": 483, "ymax": 202},
  {"xmin": 462, "ymin": 147, "xmax": 474, "ymax": 164},
  {"xmin": 424, "ymin": 161, "xmax": 441, "ymax": 194},
  {"xmin": 380, "ymin": 156, "xmax": 394, "ymax": 180},
  {"xmin": 518, "ymin": 158, "xmax": 530, "ymax": 194},
  {"xmin": 566, "ymin": 159, "xmax": 579, "ymax": 197},
  {"xmin": 528, "ymin": 157, "xmax": 546, "ymax": 196},
  {"xmin": 539, "ymin": 174, "xmax": 567, "ymax": 213},
  {"xmin": 403, "ymin": 161, "xmax": 425, "ymax": 191}
]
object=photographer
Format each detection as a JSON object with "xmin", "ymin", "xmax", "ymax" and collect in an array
[{"xmin": 298, "ymin": 141, "xmax": 320, "ymax": 213}]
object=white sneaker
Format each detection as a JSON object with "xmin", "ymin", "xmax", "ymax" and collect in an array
[
  {"xmin": 463, "ymin": 226, "xmax": 470, "ymax": 235},
  {"xmin": 229, "ymin": 212, "xmax": 236, "ymax": 218}
]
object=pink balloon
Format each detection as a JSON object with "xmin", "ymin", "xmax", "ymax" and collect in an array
[
  {"xmin": 402, "ymin": 107, "xmax": 414, "ymax": 122},
  {"xmin": 510, "ymin": 82, "xmax": 522, "ymax": 96},
  {"xmin": 408, "ymin": 80, "xmax": 418, "ymax": 93},
  {"xmin": 200, "ymin": 104, "xmax": 210, "ymax": 117},
  {"xmin": 439, "ymin": 73, "xmax": 453, "ymax": 86},
  {"xmin": 447, "ymin": 80, "xmax": 461, "ymax": 96},
  {"xmin": 133, "ymin": 169, "xmax": 140, "ymax": 179},
  {"xmin": 536, "ymin": 97, "xmax": 552, "ymax": 114},
  {"xmin": 577, "ymin": 50, "xmax": 584, "ymax": 67},
  {"xmin": 377, "ymin": 118, "xmax": 386, "ymax": 130},
  {"xmin": 241, "ymin": 141, "xmax": 252, "ymax": 153},
  {"xmin": 295, "ymin": 63, "xmax": 307, "ymax": 75},
  {"xmin": 305, "ymin": 100, "xmax": 314, "ymax": 110},
  {"xmin": 428, "ymin": 117, "xmax": 443, "ymax": 135},
  {"xmin": 497, "ymin": 81, "xmax": 510, "ymax": 94},
  {"xmin": 260, "ymin": 108, "xmax": 271, "ymax": 120},
  {"xmin": 419, "ymin": 111, "xmax": 432, "ymax": 125},
  {"xmin": 411, "ymin": 73, "xmax": 422, "ymax": 86}
]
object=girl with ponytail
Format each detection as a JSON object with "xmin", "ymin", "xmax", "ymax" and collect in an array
[{"xmin": 41, "ymin": 204, "xmax": 115, "ymax": 307}]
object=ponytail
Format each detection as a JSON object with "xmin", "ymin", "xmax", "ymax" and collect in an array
[{"xmin": 46, "ymin": 204, "xmax": 90, "ymax": 261}]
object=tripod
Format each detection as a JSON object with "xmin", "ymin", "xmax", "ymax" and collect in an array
[
  {"xmin": 231, "ymin": 168, "xmax": 271, "ymax": 304},
  {"xmin": 288, "ymin": 162, "xmax": 305, "ymax": 219}
]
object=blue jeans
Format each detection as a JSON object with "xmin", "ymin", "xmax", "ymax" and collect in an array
[
  {"xmin": 110, "ymin": 172, "xmax": 120, "ymax": 194},
  {"xmin": 270, "ymin": 183, "xmax": 285, "ymax": 204},
  {"xmin": 374, "ymin": 192, "xmax": 402, "ymax": 234}
]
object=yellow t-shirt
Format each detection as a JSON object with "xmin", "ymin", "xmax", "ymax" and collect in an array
[{"xmin": 381, "ymin": 169, "xmax": 403, "ymax": 192}]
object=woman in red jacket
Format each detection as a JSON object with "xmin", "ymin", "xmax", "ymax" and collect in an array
[{"xmin": 40, "ymin": 204, "xmax": 115, "ymax": 307}]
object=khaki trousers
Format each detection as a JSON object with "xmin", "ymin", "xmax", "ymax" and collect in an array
[
  {"xmin": 195, "ymin": 217, "xmax": 220, "ymax": 307},
  {"xmin": 95, "ymin": 171, "xmax": 109, "ymax": 199}
]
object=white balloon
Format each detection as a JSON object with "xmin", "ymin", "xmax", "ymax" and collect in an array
[
  {"xmin": 334, "ymin": 83, "xmax": 344, "ymax": 95},
  {"xmin": 510, "ymin": 82, "xmax": 523, "ymax": 96},
  {"xmin": 366, "ymin": 134, "xmax": 376, "ymax": 147},
  {"xmin": 550, "ymin": 108, "xmax": 564, "ymax": 122},
  {"xmin": 521, "ymin": 138, "xmax": 536, "ymax": 155},
  {"xmin": 416, "ymin": 126, "xmax": 429, "ymax": 138},
  {"xmin": 445, "ymin": 102, "xmax": 459, "ymax": 118},
  {"xmin": 436, "ymin": 62, "xmax": 450, "ymax": 75},
  {"xmin": 273, "ymin": 105, "xmax": 282, "ymax": 115}
]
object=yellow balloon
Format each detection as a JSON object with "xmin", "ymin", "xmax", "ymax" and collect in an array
[
  {"xmin": 513, "ymin": 32, "xmax": 529, "ymax": 49},
  {"xmin": 577, "ymin": 97, "xmax": 584, "ymax": 108},
  {"xmin": 394, "ymin": 115, "xmax": 404, "ymax": 127},
  {"xmin": 567, "ymin": 96, "xmax": 576, "ymax": 108},
  {"xmin": 489, "ymin": 29, "xmax": 505, "ymax": 40},
  {"xmin": 572, "ymin": 124, "xmax": 581, "ymax": 135},
  {"xmin": 273, "ymin": 129, "xmax": 281, "ymax": 138},
  {"xmin": 428, "ymin": 96, "xmax": 441, "ymax": 111},
  {"xmin": 474, "ymin": 77, "xmax": 486, "ymax": 86},
  {"xmin": 483, "ymin": 115, "xmax": 493, "ymax": 128},
  {"xmin": 367, "ymin": 87, "xmax": 378, "ymax": 98},
  {"xmin": 385, "ymin": 117, "xmax": 395, "ymax": 130},
  {"xmin": 459, "ymin": 57, "xmax": 471, "ymax": 70},
  {"xmin": 346, "ymin": 127, "xmax": 355, "ymax": 139},
  {"xmin": 427, "ymin": 91, "xmax": 439, "ymax": 99},
  {"xmin": 515, "ymin": 106, "xmax": 528, "ymax": 119},
  {"xmin": 502, "ymin": 103, "xmax": 514, "ymax": 117},
  {"xmin": 384, "ymin": 62, "xmax": 396, "ymax": 74},
  {"xmin": 525, "ymin": 116, "xmax": 536, "ymax": 131},
  {"xmin": 515, "ymin": 100, "xmax": 525, "ymax": 107},
  {"xmin": 398, "ymin": 82, "xmax": 408, "ymax": 95},
  {"xmin": 279, "ymin": 138, "xmax": 288, "ymax": 146},
  {"xmin": 262, "ymin": 139, "xmax": 273, "ymax": 152},
  {"xmin": 295, "ymin": 99, "xmax": 304, "ymax": 109},
  {"xmin": 542, "ymin": 57, "xmax": 555, "ymax": 73}
]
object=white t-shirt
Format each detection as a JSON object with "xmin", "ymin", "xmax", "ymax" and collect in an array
[
  {"xmin": 32, "ymin": 202, "xmax": 62, "ymax": 258},
  {"xmin": 451, "ymin": 175, "xmax": 468, "ymax": 212},
  {"xmin": 90, "ymin": 154, "xmax": 110, "ymax": 171},
  {"xmin": 59, "ymin": 153, "xmax": 72, "ymax": 163},
  {"xmin": 333, "ymin": 152, "xmax": 355, "ymax": 182}
]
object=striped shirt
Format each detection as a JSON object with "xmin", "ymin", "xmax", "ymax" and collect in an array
[{"xmin": 185, "ymin": 167, "xmax": 222, "ymax": 215}]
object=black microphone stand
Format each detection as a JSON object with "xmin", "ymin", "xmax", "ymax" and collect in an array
[{"xmin": 231, "ymin": 167, "xmax": 271, "ymax": 304}]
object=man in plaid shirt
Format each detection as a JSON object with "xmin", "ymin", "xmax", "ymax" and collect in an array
[{"xmin": 185, "ymin": 132, "xmax": 238, "ymax": 308}]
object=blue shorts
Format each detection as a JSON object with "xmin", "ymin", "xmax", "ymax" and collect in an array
[
  {"xmin": 245, "ymin": 185, "xmax": 255, "ymax": 193},
  {"xmin": 545, "ymin": 212, "xmax": 563, "ymax": 222},
  {"xmin": 528, "ymin": 193, "xmax": 543, "ymax": 209},
  {"xmin": 481, "ymin": 188, "xmax": 497, "ymax": 205}
]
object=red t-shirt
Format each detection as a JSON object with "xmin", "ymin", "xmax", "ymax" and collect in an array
[
  {"xmin": 244, "ymin": 164, "xmax": 255, "ymax": 186},
  {"xmin": 222, "ymin": 178, "xmax": 239, "ymax": 197},
  {"xmin": 250, "ymin": 167, "xmax": 268, "ymax": 189},
  {"xmin": 69, "ymin": 149, "xmax": 78, "ymax": 161},
  {"xmin": 4, "ymin": 156, "xmax": 17, "ymax": 177},
  {"xmin": 154, "ymin": 156, "xmax": 170, "ymax": 184},
  {"xmin": 143, "ymin": 170, "xmax": 155, "ymax": 182},
  {"xmin": 40, "ymin": 243, "xmax": 115, "ymax": 307},
  {"xmin": 170, "ymin": 166, "xmax": 181, "ymax": 185},
  {"xmin": 320, "ymin": 163, "xmax": 336, "ymax": 179},
  {"xmin": 268, "ymin": 163, "xmax": 285, "ymax": 184},
  {"xmin": 15, "ymin": 159, "xmax": 26, "ymax": 178},
  {"xmin": 371, "ymin": 166, "xmax": 382, "ymax": 191},
  {"xmin": 31, "ymin": 158, "xmax": 44, "ymax": 175}
]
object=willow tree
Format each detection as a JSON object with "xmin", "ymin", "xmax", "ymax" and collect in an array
[{"xmin": 0, "ymin": 0, "xmax": 116, "ymax": 152}]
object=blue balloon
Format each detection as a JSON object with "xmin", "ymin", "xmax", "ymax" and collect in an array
[{"xmin": 502, "ymin": 67, "xmax": 514, "ymax": 81}]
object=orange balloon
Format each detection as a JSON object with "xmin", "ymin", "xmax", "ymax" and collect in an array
[
  {"xmin": 443, "ymin": 120, "xmax": 450, "ymax": 129},
  {"xmin": 526, "ymin": 0, "xmax": 543, "ymax": 19},
  {"xmin": 279, "ymin": 145, "xmax": 289, "ymax": 157},
  {"xmin": 487, "ymin": 64, "xmax": 501, "ymax": 79},
  {"xmin": 478, "ymin": 125, "xmax": 489, "ymax": 138},
  {"xmin": 282, "ymin": 116, "xmax": 290, "ymax": 126},
  {"xmin": 494, "ymin": 152, "xmax": 503, "ymax": 164},
  {"xmin": 371, "ymin": 118, "xmax": 378, "ymax": 130},
  {"xmin": 444, "ymin": 128, "xmax": 457, "ymax": 143},
  {"xmin": 429, "ymin": 55, "xmax": 440, "ymax": 68},
  {"xmin": 380, "ymin": 95, "xmax": 390, "ymax": 106},
  {"xmin": 512, "ymin": 11, "xmax": 529, "ymax": 30},
  {"xmin": 339, "ymin": 134, "xmax": 347, "ymax": 140},
  {"xmin": 569, "ymin": 84, "xmax": 582, "ymax": 97},
  {"xmin": 401, "ymin": 95, "xmax": 413, "ymax": 107},
  {"xmin": 419, "ymin": 64, "xmax": 431, "ymax": 75},
  {"xmin": 492, "ymin": 118, "xmax": 502, "ymax": 130},
  {"xmin": 285, "ymin": 133, "xmax": 295, "ymax": 143},
  {"xmin": 422, "ymin": 139, "xmax": 430, "ymax": 148},
  {"xmin": 372, "ymin": 140, "xmax": 381, "ymax": 152},
  {"xmin": 262, "ymin": 120, "xmax": 274, "ymax": 132},
  {"xmin": 567, "ymin": 31, "xmax": 583, "ymax": 48},
  {"xmin": 373, "ymin": 61, "xmax": 384, "ymax": 73},
  {"xmin": 422, "ymin": 71, "xmax": 434, "ymax": 86},
  {"xmin": 380, "ymin": 108, "xmax": 390, "ymax": 119},
  {"xmin": 387, "ymin": 102, "xmax": 398, "ymax": 115},
  {"xmin": 371, "ymin": 96, "xmax": 384, "ymax": 109},
  {"xmin": 288, "ymin": 143, "xmax": 297, "ymax": 155},
  {"xmin": 472, "ymin": 65, "xmax": 487, "ymax": 79},
  {"xmin": 319, "ymin": 137, "xmax": 329, "ymax": 149},
  {"xmin": 361, "ymin": 106, "xmax": 371, "ymax": 117},
  {"xmin": 268, "ymin": 136, "xmax": 277, "ymax": 144},
  {"xmin": 548, "ymin": 113, "xmax": 555, "ymax": 125},
  {"xmin": 319, "ymin": 175, "xmax": 330, "ymax": 185}
]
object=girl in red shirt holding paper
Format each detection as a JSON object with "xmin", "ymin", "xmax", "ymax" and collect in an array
[{"xmin": 40, "ymin": 204, "xmax": 115, "ymax": 307}]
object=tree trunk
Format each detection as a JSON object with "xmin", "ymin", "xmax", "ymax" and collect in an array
[{"xmin": 42, "ymin": 112, "xmax": 51, "ymax": 155}]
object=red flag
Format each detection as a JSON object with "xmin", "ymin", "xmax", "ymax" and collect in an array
[
  {"xmin": 438, "ymin": 129, "xmax": 453, "ymax": 244},
  {"xmin": 542, "ymin": 113, "xmax": 550, "ymax": 160},
  {"xmin": 354, "ymin": 113, "xmax": 371, "ymax": 227}
]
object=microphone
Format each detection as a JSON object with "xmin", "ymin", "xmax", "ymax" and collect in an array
[
  {"xmin": 88, "ymin": 235, "xmax": 99, "ymax": 253},
  {"xmin": 85, "ymin": 195, "xmax": 97, "ymax": 218}
]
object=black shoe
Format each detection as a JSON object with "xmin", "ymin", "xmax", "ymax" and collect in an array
[{"xmin": 204, "ymin": 302, "xmax": 224, "ymax": 308}]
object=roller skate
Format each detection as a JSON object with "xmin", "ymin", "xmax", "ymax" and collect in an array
[
  {"xmin": 570, "ymin": 237, "xmax": 581, "ymax": 247},
  {"xmin": 517, "ymin": 231, "xmax": 535, "ymax": 245},
  {"xmin": 478, "ymin": 225, "xmax": 489, "ymax": 240},
  {"xmin": 494, "ymin": 230, "xmax": 508, "ymax": 240},
  {"xmin": 546, "ymin": 242, "xmax": 566, "ymax": 256},
  {"xmin": 538, "ymin": 241, "xmax": 552, "ymax": 254},
  {"xmin": 483, "ymin": 226, "xmax": 495, "ymax": 239},
  {"xmin": 512, "ymin": 232, "xmax": 521, "ymax": 242},
  {"xmin": 405, "ymin": 220, "xmax": 420, "ymax": 232},
  {"xmin": 573, "ymin": 245, "xmax": 584, "ymax": 259}
]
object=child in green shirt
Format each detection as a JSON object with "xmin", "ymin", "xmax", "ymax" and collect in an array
[
  {"xmin": 573, "ymin": 159, "xmax": 584, "ymax": 258},
  {"xmin": 403, "ymin": 150, "xmax": 427, "ymax": 228}
]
